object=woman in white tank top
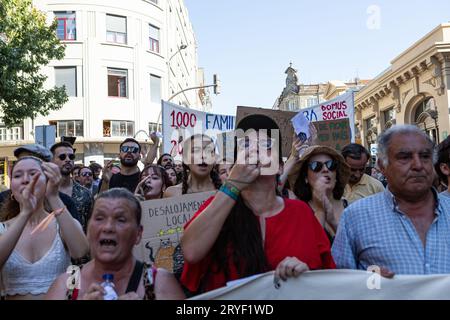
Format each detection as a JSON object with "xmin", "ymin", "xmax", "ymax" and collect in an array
[{"xmin": 0, "ymin": 156, "xmax": 89, "ymax": 299}]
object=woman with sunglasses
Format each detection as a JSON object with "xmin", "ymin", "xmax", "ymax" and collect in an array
[{"xmin": 293, "ymin": 146, "xmax": 350, "ymax": 243}]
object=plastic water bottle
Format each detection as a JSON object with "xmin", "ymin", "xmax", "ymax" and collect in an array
[{"xmin": 101, "ymin": 274, "xmax": 118, "ymax": 300}]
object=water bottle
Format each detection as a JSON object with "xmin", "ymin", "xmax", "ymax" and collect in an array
[{"xmin": 101, "ymin": 274, "xmax": 118, "ymax": 300}]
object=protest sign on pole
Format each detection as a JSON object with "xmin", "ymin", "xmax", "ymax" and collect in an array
[
  {"xmin": 162, "ymin": 100, "xmax": 235, "ymax": 159},
  {"xmin": 133, "ymin": 191, "xmax": 216, "ymax": 272}
]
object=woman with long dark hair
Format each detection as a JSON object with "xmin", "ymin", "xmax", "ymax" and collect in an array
[
  {"xmin": 180, "ymin": 115, "xmax": 335, "ymax": 294},
  {"xmin": 292, "ymin": 146, "xmax": 350, "ymax": 242}
]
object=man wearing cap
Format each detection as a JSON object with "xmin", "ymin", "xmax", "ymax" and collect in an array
[
  {"xmin": 341, "ymin": 143, "xmax": 384, "ymax": 204},
  {"xmin": 50, "ymin": 142, "xmax": 92, "ymax": 231},
  {"xmin": 0, "ymin": 144, "xmax": 81, "ymax": 224},
  {"xmin": 435, "ymin": 136, "xmax": 450, "ymax": 198},
  {"xmin": 332, "ymin": 125, "xmax": 450, "ymax": 275}
]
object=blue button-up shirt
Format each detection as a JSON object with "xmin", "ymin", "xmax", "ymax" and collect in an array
[{"xmin": 332, "ymin": 188, "xmax": 450, "ymax": 274}]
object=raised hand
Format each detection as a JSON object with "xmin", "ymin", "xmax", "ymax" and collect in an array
[
  {"xmin": 17, "ymin": 172, "xmax": 40, "ymax": 217},
  {"xmin": 102, "ymin": 160, "xmax": 114, "ymax": 183},
  {"xmin": 134, "ymin": 176, "xmax": 151, "ymax": 196},
  {"xmin": 227, "ymin": 148, "xmax": 261, "ymax": 190},
  {"xmin": 42, "ymin": 162, "xmax": 62, "ymax": 199}
]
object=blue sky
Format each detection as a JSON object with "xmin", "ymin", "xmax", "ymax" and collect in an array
[{"xmin": 184, "ymin": 0, "xmax": 450, "ymax": 115}]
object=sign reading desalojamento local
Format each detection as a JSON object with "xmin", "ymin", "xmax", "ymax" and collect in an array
[
  {"xmin": 133, "ymin": 191, "xmax": 216, "ymax": 272},
  {"xmin": 162, "ymin": 100, "xmax": 235, "ymax": 159}
]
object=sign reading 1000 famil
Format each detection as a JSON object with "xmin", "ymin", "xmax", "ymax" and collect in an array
[{"xmin": 162, "ymin": 100, "xmax": 235, "ymax": 158}]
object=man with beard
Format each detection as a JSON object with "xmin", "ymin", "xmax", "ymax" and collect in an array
[
  {"xmin": 101, "ymin": 138, "xmax": 141, "ymax": 193},
  {"xmin": 50, "ymin": 142, "xmax": 93, "ymax": 231}
]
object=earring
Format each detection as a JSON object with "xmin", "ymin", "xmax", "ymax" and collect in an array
[{"xmin": 10, "ymin": 192, "xmax": 15, "ymax": 201}]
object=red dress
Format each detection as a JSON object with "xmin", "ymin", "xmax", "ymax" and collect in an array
[{"xmin": 180, "ymin": 197, "xmax": 336, "ymax": 293}]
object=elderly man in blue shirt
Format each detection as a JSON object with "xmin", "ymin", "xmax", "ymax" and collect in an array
[{"xmin": 332, "ymin": 124, "xmax": 450, "ymax": 275}]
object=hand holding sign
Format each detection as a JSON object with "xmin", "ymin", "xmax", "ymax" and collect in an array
[{"xmin": 291, "ymin": 112, "xmax": 310, "ymax": 143}]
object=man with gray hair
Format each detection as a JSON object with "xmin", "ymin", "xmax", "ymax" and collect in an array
[{"xmin": 332, "ymin": 124, "xmax": 450, "ymax": 275}]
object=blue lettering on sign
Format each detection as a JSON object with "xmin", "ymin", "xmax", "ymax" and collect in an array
[
  {"xmin": 206, "ymin": 114, "xmax": 235, "ymax": 130},
  {"xmin": 303, "ymin": 109, "xmax": 318, "ymax": 122}
]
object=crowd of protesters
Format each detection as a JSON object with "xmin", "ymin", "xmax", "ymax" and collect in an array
[{"xmin": 0, "ymin": 115, "xmax": 449, "ymax": 300}]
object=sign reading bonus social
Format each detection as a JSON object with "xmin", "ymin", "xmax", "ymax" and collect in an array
[
  {"xmin": 162, "ymin": 100, "xmax": 235, "ymax": 158},
  {"xmin": 298, "ymin": 90, "xmax": 355, "ymax": 143}
]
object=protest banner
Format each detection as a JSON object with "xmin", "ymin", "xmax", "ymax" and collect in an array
[
  {"xmin": 162, "ymin": 100, "xmax": 235, "ymax": 159},
  {"xmin": 236, "ymin": 106, "xmax": 297, "ymax": 157},
  {"xmin": 133, "ymin": 191, "xmax": 215, "ymax": 272},
  {"xmin": 190, "ymin": 269, "xmax": 450, "ymax": 300},
  {"xmin": 298, "ymin": 90, "xmax": 355, "ymax": 143},
  {"xmin": 313, "ymin": 118, "xmax": 351, "ymax": 151}
]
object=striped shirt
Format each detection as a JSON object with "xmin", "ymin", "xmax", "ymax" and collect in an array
[{"xmin": 332, "ymin": 188, "xmax": 450, "ymax": 274}]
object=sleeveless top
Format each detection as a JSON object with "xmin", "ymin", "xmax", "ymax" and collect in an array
[
  {"xmin": 0, "ymin": 221, "xmax": 71, "ymax": 296},
  {"xmin": 66, "ymin": 261, "xmax": 157, "ymax": 300}
]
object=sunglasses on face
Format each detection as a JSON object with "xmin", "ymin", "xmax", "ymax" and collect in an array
[
  {"xmin": 308, "ymin": 159, "xmax": 338, "ymax": 172},
  {"xmin": 80, "ymin": 172, "xmax": 93, "ymax": 177},
  {"xmin": 58, "ymin": 153, "xmax": 75, "ymax": 161},
  {"xmin": 120, "ymin": 146, "xmax": 139, "ymax": 154}
]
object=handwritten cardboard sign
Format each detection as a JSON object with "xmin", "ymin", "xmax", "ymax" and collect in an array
[
  {"xmin": 236, "ymin": 106, "xmax": 297, "ymax": 157},
  {"xmin": 133, "ymin": 191, "xmax": 216, "ymax": 272},
  {"xmin": 312, "ymin": 118, "xmax": 351, "ymax": 151}
]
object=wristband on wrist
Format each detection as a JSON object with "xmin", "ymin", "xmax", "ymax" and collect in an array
[{"xmin": 219, "ymin": 181, "xmax": 240, "ymax": 201}]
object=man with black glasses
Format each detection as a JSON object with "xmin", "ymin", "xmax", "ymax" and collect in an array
[
  {"xmin": 50, "ymin": 142, "xmax": 93, "ymax": 231},
  {"xmin": 100, "ymin": 138, "xmax": 142, "ymax": 193}
]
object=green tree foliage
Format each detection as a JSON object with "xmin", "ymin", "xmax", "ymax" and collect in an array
[{"xmin": 0, "ymin": 0, "xmax": 67, "ymax": 128}]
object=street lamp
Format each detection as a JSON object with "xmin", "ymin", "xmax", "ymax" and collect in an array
[
  {"xmin": 155, "ymin": 44, "xmax": 189, "ymax": 127},
  {"xmin": 167, "ymin": 43, "xmax": 188, "ymax": 97}
]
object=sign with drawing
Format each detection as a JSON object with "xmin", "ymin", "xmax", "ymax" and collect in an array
[{"xmin": 134, "ymin": 191, "xmax": 216, "ymax": 272}]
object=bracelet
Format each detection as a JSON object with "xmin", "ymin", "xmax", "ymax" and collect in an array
[
  {"xmin": 219, "ymin": 181, "xmax": 240, "ymax": 201},
  {"xmin": 227, "ymin": 178, "xmax": 251, "ymax": 185}
]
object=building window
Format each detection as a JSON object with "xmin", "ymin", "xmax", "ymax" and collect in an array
[
  {"xmin": 149, "ymin": 24, "xmax": 160, "ymax": 53},
  {"xmin": 148, "ymin": 122, "xmax": 162, "ymax": 133},
  {"xmin": 55, "ymin": 11, "xmax": 76, "ymax": 41},
  {"xmin": 55, "ymin": 67, "xmax": 77, "ymax": 97},
  {"xmin": 383, "ymin": 108, "xmax": 394, "ymax": 124},
  {"xmin": 108, "ymin": 68, "xmax": 127, "ymax": 97},
  {"xmin": 103, "ymin": 120, "xmax": 134, "ymax": 137},
  {"xmin": 49, "ymin": 120, "xmax": 83, "ymax": 137},
  {"xmin": 307, "ymin": 97, "xmax": 318, "ymax": 107},
  {"xmin": 150, "ymin": 74, "xmax": 161, "ymax": 104},
  {"xmin": 106, "ymin": 14, "xmax": 127, "ymax": 44},
  {"xmin": 0, "ymin": 124, "xmax": 23, "ymax": 141}
]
